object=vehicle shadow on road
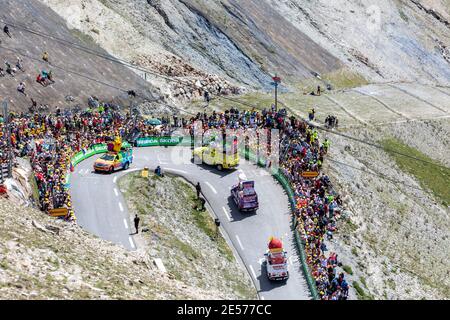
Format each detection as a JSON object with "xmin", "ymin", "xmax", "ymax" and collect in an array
[
  {"xmin": 227, "ymin": 196, "xmax": 256, "ymax": 222},
  {"xmin": 190, "ymin": 159, "xmax": 237, "ymax": 177}
]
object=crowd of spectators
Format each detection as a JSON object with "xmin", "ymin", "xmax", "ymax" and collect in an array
[
  {"xmin": 1, "ymin": 95, "xmax": 347, "ymax": 299},
  {"xmin": 184, "ymin": 106, "xmax": 348, "ymax": 300},
  {"xmin": 278, "ymin": 121, "xmax": 349, "ymax": 300},
  {"xmin": 0, "ymin": 103, "xmax": 171, "ymax": 220},
  {"xmin": 0, "ymin": 24, "xmax": 348, "ymax": 299}
]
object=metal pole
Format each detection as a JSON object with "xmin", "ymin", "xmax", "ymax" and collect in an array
[
  {"xmin": 275, "ymin": 82, "xmax": 278, "ymax": 112},
  {"xmin": 2, "ymin": 100, "xmax": 12, "ymax": 178}
]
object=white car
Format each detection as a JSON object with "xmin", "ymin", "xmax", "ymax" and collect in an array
[{"xmin": 264, "ymin": 249, "xmax": 289, "ymax": 281}]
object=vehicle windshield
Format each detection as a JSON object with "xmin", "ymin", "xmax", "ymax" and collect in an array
[{"xmin": 101, "ymin": 154, "xmax": 116, "ymax": 161}]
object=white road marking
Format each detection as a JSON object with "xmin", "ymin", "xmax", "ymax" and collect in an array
[
  {"xmin": 118, "ymin": 202, "xmax": 124, "ymax": 212},
  {"xmin": 205, "ymin": 181, "xmax": 217, "ymax": 194},
  {"xmin": 129, "ymin": 237, "xmax": 135, "ymax": 249},
  {"xmin": 260, "ymin": 296, "xmax": 265, "ymax": 300},
  {"xmin": 114, "ymin": 188, "xmax": 119, "ymax": 197},
  {"xmin": 113, "ymin": 176, "xmax": 117, "ymax": 183},
  {"xmin": 123, "ymin": 219, "xmax": 128, "ymax": 229},
  {"xmin": 236, "ymin": 235, "xmax": 244, "ymax": 250},
  {"xmin": 222, "ymin": 207, "xmax": 232, "ymax": 221},
  {"xmin": 249, "ymin": 265, "xmax": 257, "ymax": 280}
]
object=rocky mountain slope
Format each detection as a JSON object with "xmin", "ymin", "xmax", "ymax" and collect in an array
[
  {"xmin": 0, "ymin": 0, "xmax": 158, "ymax": 112},
  {"xmin": 0, "ymin": 197, "xmax": 230, "ymax": 299},
  {"xmin": 39, "ymin": 0, "xmax": 342, "ymax": 91},
  {"xmin": 40, "ymin": 0, "xmax": 450, "ymax": 99},
  {"xmin": 271, "ymin": 0, "xmax": 450, "ymax": 85},
  {"xmin": 323, "ymin": 118, "xmax": 450, "ymax": 300}
]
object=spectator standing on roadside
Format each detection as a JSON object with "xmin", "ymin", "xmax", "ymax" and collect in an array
[
  {"xmin": 308, "ymin": 108, "xmax": 315, "ymax": 121},
  {"xmin": 322, "ymin": 138, "xmax": 330, "ymax": 153},
  {"xmin": 134, "ymin": 214, "xmax": 140, "ymax": 234},
  {"xmin": 196, "ymin": 182, "xmax": 202, "ymax": 199}
]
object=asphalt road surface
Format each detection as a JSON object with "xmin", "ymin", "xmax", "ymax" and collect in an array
[{"xmin": 70, "ymin": 146, "xmax": 311, "ymax": 300}]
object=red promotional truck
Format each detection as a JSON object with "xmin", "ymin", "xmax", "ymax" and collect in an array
[{"xmin": 264, "ymin": 237, "xmax": 289, "ymax": 281}]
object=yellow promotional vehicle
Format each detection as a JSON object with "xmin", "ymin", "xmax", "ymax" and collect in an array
[
  {"xmin": 193, "ymin": 145, "xmax": 239, "ymax": 171},
  {"xmin": 93, "ymin": 149, "xmax": 133, "ymax": 173},
  {"xmin": 93, "ymin": 137, "xmax": 133, "ymax": 174}
]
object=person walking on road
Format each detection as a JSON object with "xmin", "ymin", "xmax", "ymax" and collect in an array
[
  {"xmin": 196, "ymin": 182, "xmax": 202, "ymax": 199},
  {"xmin": 134, "ymin": 214, "xmax": 140, "ymax": 234}
]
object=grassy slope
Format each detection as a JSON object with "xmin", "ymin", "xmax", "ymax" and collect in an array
[{"xmin": 382, "ymin": 138, "xmax": 450, "ymax": 206}]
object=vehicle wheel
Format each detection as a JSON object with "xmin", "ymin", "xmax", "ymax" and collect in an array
[
  {"xmin": 109, "ymin": 166, "xmax": 114, "ymax": 174},
  {"xmin": 193, "ymin": 155, "xmax": 201, "ymax": 163},
  {"xmin": 217, "ymin": 164, "xmax": 223, "ymax": 171},
  {"xmin": 124, "ymin": 162, "xmax": 129, "ymax": 170}
]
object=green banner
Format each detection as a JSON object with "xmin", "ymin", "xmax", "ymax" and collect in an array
[
  {"xmin": 71, "ymin": 142, "xmax": 131, "ymax": 167},
  {"xmin": 135, "ymin": 136, "xmax": 187, "ymax": 147}
]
